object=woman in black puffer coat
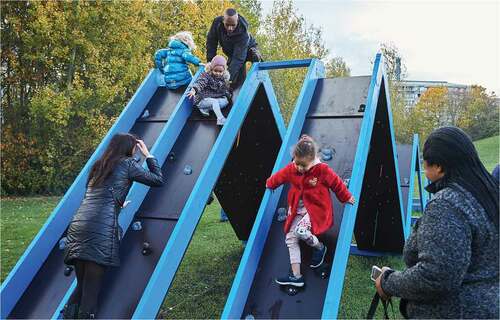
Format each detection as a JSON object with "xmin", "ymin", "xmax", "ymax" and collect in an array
[{"xmin": 62, "ymin": 133, "xmax": 164, "ymax": 319}]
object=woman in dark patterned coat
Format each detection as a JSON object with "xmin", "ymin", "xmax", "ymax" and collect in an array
[
  {"xmin": 376, "ymin": 127, "xmax": 499, "ymax": 319},
  {"xmin": 63, "ymin": 133, "xmax": 164, "ymax": 319}
]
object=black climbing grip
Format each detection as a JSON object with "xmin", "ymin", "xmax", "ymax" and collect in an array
[
  {"xmin": 142, "ymin": 242, "xmax": 152, "ymax": 256},
  {"xmin": 64, "ymin": 265, "xmax": 73, "ymax": 277}
]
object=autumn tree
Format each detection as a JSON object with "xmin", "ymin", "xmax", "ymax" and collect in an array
[
  {"xmin": 325, "ymin": 56, "xmax": 350, "ymax": 78},
  {"xmin": 257, "ymin": 0, "xmax": 331, "ymax": 123},
  {"xmin": 458, "ymin": 86, "xmax": 499, "ymax": 140},
  {"xmin": 1, "ymin": 0, "xmax": 350, "ymax": 195},
  {"xmin": 410, "ymin": 87, "xmax": 450, "ymax": 140}
]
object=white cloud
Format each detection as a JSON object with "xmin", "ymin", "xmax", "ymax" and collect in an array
[{"xmin": 260, "ymin": 0, "xmax": 499, "ymax": 93}]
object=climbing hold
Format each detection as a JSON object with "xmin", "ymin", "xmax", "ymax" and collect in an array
[
  {"xmin": 59, "ymin": 237, "xmax": 67, "ymax": 250},
  {"xmin": 168, "ymin": 152, "xmax": 175, "ymax": 162},
  {"xmin": 343, "ymin": 178, "xmax": 350, "ymax": 187},
  {"xmin": 358, "ymin": 104, "xmax": 366, "ymax": 112},
  {"xmin": 403, "ymin": 178, "xmax": 409, "ymax": 185},
  {"xmin": 141, "ymin": 109, "xmax": 150, "ymax": 118},
  {"xmin": 244, "ymin": 315, "xmax": 255, "ymax": 320},
  {"xmin": 286, "ymin": 286, "xmax": 299, "ymax": 296},
  {"xmin": 142, "ymin": 242, "xmax": 152, "ymax": 256},
  {"xmin": 64, "ymin": 265, "xmax": 73, "ymax": 277},
  {"xmin": 132, "ymin": 221, "xmax": 142, "ymax": 231},
  {"xmin": 183, "ymin": 165, "xmax": 192, "ymax": 175},
  {"xmin": 276, "ymin": 207, "xmax": 287, "ymax": 222},
  {"xmin": 321, "ymin": 148, "xmax": 333, "ymax": 161}
]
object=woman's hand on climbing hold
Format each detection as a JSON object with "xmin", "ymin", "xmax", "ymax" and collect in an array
[{"xmin": 187, "ymin": 88, "xmax": 196, "ymax": 99}]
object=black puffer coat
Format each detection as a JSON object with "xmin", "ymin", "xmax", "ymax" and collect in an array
[{"xmin": 64, "ymin": 157, "xmax": 164, "ymax": 267}]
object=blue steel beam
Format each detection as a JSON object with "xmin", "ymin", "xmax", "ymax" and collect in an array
[
  {"xmin": 322, "ymin": 54, "xmax": 408, "ymax": 318},
  {"xmin": 257, "ymin": 59, "xmax": 313, "ymax": 70},
  {"xmin": 0, "ymin": 69, "xmax": 158, "ymax": 319},
  {"xmin": 350, "ymin": 244, "xmax": 402, "ymax": 257},
  {"xmin": 321, "ymin": 54, "xmax": 386, "ymax": 319},
  {"xmin": 404, "ymin": 134, "xmax": 420, "ymax": 236},
  {"xmin": 221, "ymin": 58, "xmax": 325, "ymax": 319},
  {"xmin": 132, "ymin": 65, "xmax": 287, "ymax": 319},
  {"xmin": 50, "ymin": 68, "xmax": 205, "ymax": 319},
  {"xmin": 411, "ymin": 217, "xmax": 420, "ymax": 225}
]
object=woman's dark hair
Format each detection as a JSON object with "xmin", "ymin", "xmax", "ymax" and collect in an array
[
  {"xmin": 293, "ymin": 134, "xmax": 317, "ymax": 160},
  {"xmin": 88, "ymin": 133, "xmax": 138, "ymax": 187},
  {"xmin": 423, "ymin": 126, "xmax": 499, "ymax": 227}
]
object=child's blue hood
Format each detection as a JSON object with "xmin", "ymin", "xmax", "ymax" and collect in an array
[{"xmin": 168, "ymin": 39, "xmax": 188, "ymax": 49}]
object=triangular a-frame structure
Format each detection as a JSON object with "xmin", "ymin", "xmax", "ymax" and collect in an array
[
  {"xmin": 1, "ymin": 64, "xmax": 287, "ymax": 319},
  {"xmin": 222, "ymin": 54, "xmax": 410, "ymax": 319}
]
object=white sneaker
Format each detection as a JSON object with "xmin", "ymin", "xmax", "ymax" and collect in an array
[
  {"xmin": 216, "ymin": 117, "xmax": 227, "ymax": 126},
  {"xmin": 199, "ymin": 109, "xmax": 210, "ymax": 116}
]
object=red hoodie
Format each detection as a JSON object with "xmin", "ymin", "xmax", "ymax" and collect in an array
[{"xmin": 266, "ymin": 160, "xmax": 352, "ymax": 235}]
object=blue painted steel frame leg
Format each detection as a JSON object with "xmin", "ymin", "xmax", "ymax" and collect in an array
[
  {"xmin": 132, "ymin": 65, "xmax": 287, "ymax": 319},
  {"xmin": 349, "ymin": 245, "xmax": 402, "ymax": 257},
  {"xmin": 321, "ymin": 54, "xmax": 406, "ymax": 319},
  {"xmin": 404, "ymin": 134, "xmax": 420, "ymax": 237},
  {"xmin": 221, "ymin": 59, "xmax": 324, "ymax": 319}
]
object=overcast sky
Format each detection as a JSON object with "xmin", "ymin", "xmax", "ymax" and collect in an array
[{"xmin": 261, "ymin": 0, "xmax": 499, "ymax": 94}]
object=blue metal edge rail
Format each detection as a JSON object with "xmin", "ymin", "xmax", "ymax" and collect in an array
[
  {"xmin": 50, "ymin": 68, "xmax": 205, "ymax": 319},
  {"xmin": 382, "ymin": 65, "xmax": 407, "ymax": 241},
  {"xmin": 321, "ymin": 53, "xmax": 387, "ymax": 319},
  {"xmin": 0, "ymin": 69, "xmax": 158, "ymax": 319},
  {"xmin": 221, "ymin": 58, "xmax": 325, "ymax": 319},
  {"xmin": 404, "ymin": 134, "xmax": 421, "ymax": 236},
  {"xmin": 131, "ymin": 64, "xmax": 287, "ymax": 319}
]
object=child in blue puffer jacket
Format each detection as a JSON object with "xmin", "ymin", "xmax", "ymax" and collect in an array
[{"xmin": 154, "ymin": 31, "xmax": 202, "ymax": 89}]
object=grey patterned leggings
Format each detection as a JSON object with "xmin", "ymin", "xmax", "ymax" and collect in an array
[{"xmin": 285, "ymin": 212, "xmax": 322, "ymax": 264}]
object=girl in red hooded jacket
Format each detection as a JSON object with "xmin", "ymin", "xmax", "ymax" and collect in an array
[{"xmin": 267, "ymin": 135, "xmax": 355, "ymax": 287}]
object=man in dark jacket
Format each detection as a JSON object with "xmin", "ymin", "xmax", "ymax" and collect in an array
[{"xmin": 206, "ymin": 8, "xmax": 263, "ymax": 88}]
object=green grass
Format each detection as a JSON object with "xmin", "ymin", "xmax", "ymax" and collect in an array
[
  {"xmin": 1, "ymin": 196, "xmax": 406, "ymax": 318},
  {"xmin": 339, "ymin": 255, "xmax": 405, "ymax": 318},
  {"xmin": 158, "ymin": 202, "xmax": 244, "ymax": 318},
  {"xmin": 474, "ymin": 135, "xmax": 499, "ymax": 172},
  {"xmin": 1, "ymin": 196, "xmax": 60, "ymax": 282}
]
